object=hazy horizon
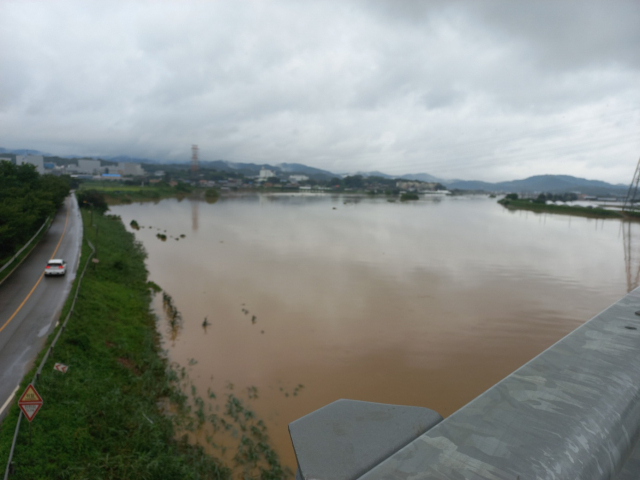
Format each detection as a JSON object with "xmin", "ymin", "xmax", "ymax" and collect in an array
[{"xmin": 1, "ymin": 1, "xmax": 639, "ymax": 183}]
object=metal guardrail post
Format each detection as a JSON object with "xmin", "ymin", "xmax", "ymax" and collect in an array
[{"xmin": 0, "ymin": 217, "xmax": 50, "ymax": 276}]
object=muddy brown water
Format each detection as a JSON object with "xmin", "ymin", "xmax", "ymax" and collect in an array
[{"xmin": 111, "ymin": 194, "xmax": 640, "ymax": 472}]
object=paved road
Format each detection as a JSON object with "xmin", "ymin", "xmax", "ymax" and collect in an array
[{"xmin": 0, "ymin": 195, "xmax": 82, "ymax": 419}]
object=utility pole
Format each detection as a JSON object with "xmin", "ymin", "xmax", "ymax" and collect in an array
[{"xmin": 191, "ymin": 144, "xmax": 199, "ymax": 180}]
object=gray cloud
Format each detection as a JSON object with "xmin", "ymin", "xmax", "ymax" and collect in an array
[{"xmin": 0, "ymin": 0, "xmax": 638, "ymax": 183}]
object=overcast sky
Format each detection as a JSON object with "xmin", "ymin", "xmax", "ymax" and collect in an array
[{"xmin": 1, "ymin": 1, "xmax": 639, "ymax": 182}]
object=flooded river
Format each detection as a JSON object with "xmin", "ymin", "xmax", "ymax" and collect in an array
[{"xmin": 111, "ymin": 194, "xmax": 640, "ymax": 472}]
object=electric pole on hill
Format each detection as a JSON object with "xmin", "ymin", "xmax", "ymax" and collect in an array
[
  {"xmin": 623, "ymin": 156, "xmax": 640, "ymax": 211},
  {"xmin": 191, "ymin": 144, "xmax": 199, "ymax": 180}
]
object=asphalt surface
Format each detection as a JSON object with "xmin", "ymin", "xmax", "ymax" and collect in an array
[{"xmin": 0, "ymin": 195, "xmax": 82, "ymax": 420}]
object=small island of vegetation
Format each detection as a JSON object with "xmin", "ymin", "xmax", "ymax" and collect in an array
[
  {"xmin": 498, "ymin": 193, "xmax": 639, "ymax": 220},
  {"xmin": 400, "ymin": 192, "xmax": 419, "ymax": 201}
]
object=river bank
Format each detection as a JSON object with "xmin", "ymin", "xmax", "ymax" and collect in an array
[
  {"xmin": 498, "ymin": 197, "xmax": 640, "ymax": 220},
  {"xmin": 0, "ymin": 207, "xmax": 287, "ymax": 479}
]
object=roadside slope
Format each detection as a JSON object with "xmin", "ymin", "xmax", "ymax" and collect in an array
[{"xmin": 0, "ymin": 210, "xmax": 230, "ymax": 479}]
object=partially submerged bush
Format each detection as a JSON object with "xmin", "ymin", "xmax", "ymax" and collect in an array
[
  {"xmin": 77, "ymin": 189, "xmax": 109, "ymax": 213},
  {"xmin": 400, "ymin": 192, "xmax": 419, "ymax": 201}
]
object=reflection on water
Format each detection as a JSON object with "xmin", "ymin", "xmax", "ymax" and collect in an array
[
  {"xmin": 191, "ymin": 199, "xmax": 198, "ymax": 232},
  {"xmin": 112, "ymin": 194, "xmax": 635, "ymax": 471}
]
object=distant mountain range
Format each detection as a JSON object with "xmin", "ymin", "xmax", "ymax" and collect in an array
[
  {"xmin": 444, "ymin": 175, "xmax": 628, "ymax": 196},
  {"xmin": 0, "ymin": 147, "xmax": 629, "ymax": 195}
]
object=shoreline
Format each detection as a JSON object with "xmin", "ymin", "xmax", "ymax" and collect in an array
[
  {"xmin": 498, "ymin": 198, "xmax": 640, "ymax": 221},
  {"xmin": 0, "ymin": 205, "xmax": 289, "ymax": 478}
]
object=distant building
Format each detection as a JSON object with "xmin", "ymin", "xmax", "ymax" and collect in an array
[
  {"xmin": 117, "ymin": 162, "xmax": 144, "ymax": 176},
  {"xmin": 16, "ymin": 155, "xmax": 44, "ymax": 174},
  {"xmin": 289, "ymin": 175, "xmax": 309, "ymax": 183},
  {"xmin": 396, "ymin": 181, "xmax": 439, "ymax": 192},
  {"xmin": 259, "ymin": 168, "xmax": 275, "ymax": 179},
  {"xmin": 78, "ymin": 159, "xmax": 101, "ymax": 175},
  {"xmin": 0, "ymin": 156, "xmax": 12, "ymax": 164}
]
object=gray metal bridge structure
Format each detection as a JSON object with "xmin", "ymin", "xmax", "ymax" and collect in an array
[{"xmin": 289, "ymin": 288, "xmax": 640, "ymax": 479}]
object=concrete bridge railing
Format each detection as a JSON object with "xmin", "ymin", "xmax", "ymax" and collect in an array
[{"xmin": 289, "ymin": 288, "xmax": 640, "ymax": 479}]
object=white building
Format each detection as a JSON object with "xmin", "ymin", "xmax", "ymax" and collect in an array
[
  {"xmin": 259, "ymin": 168, "xmax": 276, "ymax": 179},
  {"xmin": 78, "ymin": 159, "xmax": 102, "ymax": 175},
  {"xmin": 289, "ymin": 175, "xmax": 309, "ymax": 183},
  {"xmin": 16, "ymin": 155, "xmax": 44, "ymax": 174},
  {"xmin": 117, "ymin": 162, "xmax": 145, "ymax": 176},
  {"xmin": 396, "ymin": 180, "xmax": 439, "ymax": 192}
]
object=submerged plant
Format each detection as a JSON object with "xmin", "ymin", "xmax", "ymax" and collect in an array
[
  {"xmin": 166, "ymin": 361, "xmax": 293, "ymax": 479},
  {"xmin": 162, "ymin": 292, "xmax": 183, "ymax": 340}
]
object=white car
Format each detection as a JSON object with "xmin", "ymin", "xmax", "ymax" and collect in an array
[{"xmin": 45, "ymin": 259, "xmax": 67, "ymax": 276}]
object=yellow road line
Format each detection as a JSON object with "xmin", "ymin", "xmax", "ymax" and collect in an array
[{"xmin": 0, "ymin": 202, "xmax": 71, "ymax": 335}]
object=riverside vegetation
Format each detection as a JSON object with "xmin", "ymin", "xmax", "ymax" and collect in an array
[
  {"xmin": 78, "ymin": 181, "xmax": 196, "ymax": 205},
  {"xmin": 77, "ymin": 182, "xmax": 220, "ymax": 206},
  {"xmin": 0, "ymin": 161, "xmax": 70, "ymax": 265},
  {"xmin": 0, "ymin": 195, "xmax": 289, "ymax": 479},
  {"xmin": 498, "ymin": 193, "xmax": 639, "ymax": 220}
]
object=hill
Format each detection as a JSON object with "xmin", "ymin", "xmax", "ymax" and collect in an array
[{"xmin": 447, "ymin": 175, "xmax": 628, "ymax": 196}]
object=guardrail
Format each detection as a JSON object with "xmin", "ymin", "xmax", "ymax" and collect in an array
[
  {"xmin": 290, "ymin": 288, "xmax": 640, "ymax": 479},
  {"xmin": 2, "ymin": 238, "xmax": 95, "ymax": 480},
  {"xmin": 0, "ymin": 217, "xmax": 51, "ymax": 277}
]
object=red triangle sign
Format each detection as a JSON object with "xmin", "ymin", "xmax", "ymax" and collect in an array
[
  {"xmin": 18, "ymin": 384, "xmax": 43, "ymax": 422},
  {"xmin": 19, "ymin": 402, "xmax": 43, "ymax": 421},
  {"xmin": 19, "ymin": 384, "xmax": 43, "ymax": 404}
]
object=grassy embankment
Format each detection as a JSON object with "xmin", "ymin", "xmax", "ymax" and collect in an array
[
  {"xmin": 498, "ymin": 197, "xmax": 640, "ymax": 220},
  {"xmin": 0, "ymin": 208, "xmax": 285, "ymax": 479},
  {"xmin": 78, "ymin": 182, "xmax": 219, "ymax": 205}
]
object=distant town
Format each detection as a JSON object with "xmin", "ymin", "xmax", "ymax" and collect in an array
[
  {"xmin": 0, "ymin": 151, "xmax": 631, "ymax": 200},
  {"xmin": 0, "ymin": 153, "xmax": 447, "ymax": 196}
]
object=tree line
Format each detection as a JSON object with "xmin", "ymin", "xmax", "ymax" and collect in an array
[{"xmin": 0, "ymin": 161, "xmax": 70, "ymax": 263}]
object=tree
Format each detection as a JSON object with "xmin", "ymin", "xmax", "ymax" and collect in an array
[
  {"xmin": 174, "ymin": 182, "xmax": 193, "ymax": 193},
  {"xmin": 77, "ymin": 189, "xmax": 109, "ymax": 214},
  {"xmin": 0, "ymin": 160, "xmax": 70, "ymax": 262},
  {"xmin": 343, "ymin": 175, "xmax": 364, "ymax": 189}
]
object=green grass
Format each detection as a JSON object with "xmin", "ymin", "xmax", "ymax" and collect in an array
[
  {"xmin": 498, "ymin": 198, "xmax": 625, "ymax": 219},
  {"xmin": 78, "ymin": 182, "xmax": 191, "ymax": 205},
  {"xmin": 0, "ymin": 210, "xmax": 231, "ymax": 479}
]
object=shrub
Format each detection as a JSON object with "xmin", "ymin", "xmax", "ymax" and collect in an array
[
  {"xmin": 77, "ymin": 190, "xmax": 109, "ymax": 214},
  {"xmin": 400, "ymin": 192, "xmax": 419, "ymax": 201}
]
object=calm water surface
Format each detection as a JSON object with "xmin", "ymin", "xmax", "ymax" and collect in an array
[{"xmin": 111, "ymin": 194, "xmax": 640, "ymax": 471}]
